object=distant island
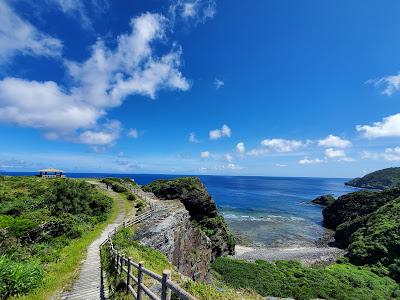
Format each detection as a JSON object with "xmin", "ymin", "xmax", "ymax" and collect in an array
[{"xmin": 345, "ymin": 167, "xmax": 400, "ymax": 189}]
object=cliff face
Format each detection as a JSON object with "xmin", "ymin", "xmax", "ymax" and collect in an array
[
  {"xmin": 133, "ymin": 199, "xmax": 213, "ymax": 281},
  {"xmin": 143, "ymin": 177, "xmax": 235, "ymax": 258}
]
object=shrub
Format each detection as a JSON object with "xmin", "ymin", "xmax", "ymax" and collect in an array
[
  {"xmin": 0, "ymin": 176, "xmax": 114, "ymax": 298},
  {"xmin": 212, "ymin": 257, "xmax": 400, "ymax": 300},
  {"xmin": 46, "ymin": 179, "xmax": 112, "ymax": 217},
  {"xmin": 0, "ymin": 256, "xmax": 44, "ymax": 299},
  {"xmin": 346, "ymin": 197, "xmax": 400, "ymax": 271},
  {"xmin": 389, "ymin": 259, "xmax": 400, "ymax": 282}
]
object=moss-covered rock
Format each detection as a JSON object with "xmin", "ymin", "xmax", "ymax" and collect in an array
[{"xmin": 311, "ymin": 194, "xmax": 335, "ymax": 206}]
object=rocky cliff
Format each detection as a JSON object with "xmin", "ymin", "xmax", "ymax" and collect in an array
[
  {"xmin": 142, "ymin": 177, "xmax": 235, "ymax": 258},
  {"xmin": 133, "ymin": 199, "xmax": 213, "ymax": 281}
]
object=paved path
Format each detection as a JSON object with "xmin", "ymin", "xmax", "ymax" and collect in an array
[{"xmin": 61, "ymin": 187, "xmax": 126, "ymax": 300}]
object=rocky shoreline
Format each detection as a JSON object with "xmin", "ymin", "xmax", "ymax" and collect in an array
[{"xmin": 233, "ymin": 244, "xmax": 346, "ymax": 266}]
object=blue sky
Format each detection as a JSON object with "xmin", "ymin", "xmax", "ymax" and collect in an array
[{"xmin": 1, "ymin": 0, "xmax": 400, "ymax": 177}]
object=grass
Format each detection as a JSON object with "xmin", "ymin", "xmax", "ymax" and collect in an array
[{"xmin": 12, "ymin": 182, "xmax": 129, "ymax": 300}]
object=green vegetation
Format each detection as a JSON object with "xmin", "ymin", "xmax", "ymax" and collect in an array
[
  {"xmin": 346, "ymin": 197, "xmax": 400, "ymax": 271},
  {"xmin": 103, "ymin": 227, "xmax": 261, "ymax": 300},
  {"xmin": 143, "ymin": 177, "xmax": 235, "ymax": 256},
  {"xmin": 101, "ymin": 178, "xmax": 144, "ymax": 212},
  {"xmin": 212, "ymin": 257, "xmax": 400, "ymax": 300},
  {"xmin": 345, "ymin": 167, "xmax": 400, "ymax": 189},
  {"xmin": 321, "ymin": 184, "xmax": 400, "ymax": 282},
  {"xmin": 322, "ymin": 188, "xmax": 400, "ymax": 230},
  {"xmin": 0, "ymin": 256, "xmax": 44, "ymax": 299},
  {"xmin": 0, "ymin": 176, "xmax": 113, "ymax": 299}
]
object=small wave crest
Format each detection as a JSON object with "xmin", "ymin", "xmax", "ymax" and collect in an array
[{"xmin": 223, "ymin": 213, "xmax": 305, "ymax": 222}]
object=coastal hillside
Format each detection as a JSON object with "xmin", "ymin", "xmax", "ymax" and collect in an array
[
  {"xmin": 0, "ymin": 176, "xmax": 113, "ymax": 298},
  {"xmin": 345, "ymin": 167, "xmax": 400, "ymax": 189},
  {"xmin": 143, "ymin": 177, "xmax": 235, "ymax": 257},
  {"xmin": 322, "ymin": 187, "xmax": 400, "ymax": 282}
]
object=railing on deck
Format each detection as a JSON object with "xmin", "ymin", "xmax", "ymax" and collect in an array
[{"xmin": 101, "ymin": 207, "xmax": 198, "ymax": 300}]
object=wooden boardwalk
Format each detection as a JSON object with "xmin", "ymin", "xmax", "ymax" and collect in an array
[{"xmin": 61, "ymin": 190, "xmax": 126, "ymax": 300}]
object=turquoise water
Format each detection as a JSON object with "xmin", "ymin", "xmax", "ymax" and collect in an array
[{"xmin": 4, "ymin": 172, "xmax": 357, "ymax": 247}]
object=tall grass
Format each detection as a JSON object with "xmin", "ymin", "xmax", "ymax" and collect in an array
[{"xmin": 0, "ymin": 256, "xmax": 44, "ymax": 299}]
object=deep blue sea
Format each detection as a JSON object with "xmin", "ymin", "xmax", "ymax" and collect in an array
[{"xmin": 2, "ymin": 172, "xmax": 358, "ymax": 247}]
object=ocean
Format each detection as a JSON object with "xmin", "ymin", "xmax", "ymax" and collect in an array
[{"xmin": 2, "ymin": 172, "xmax": 357, "ymax": 247}]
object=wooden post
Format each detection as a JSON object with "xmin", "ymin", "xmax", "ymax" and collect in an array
[
  {"xmin": 120, "ymin": 256, "xmax": 124, "ymax": 274},
  {"xmin": 137, "ymin": 261, "xmax": 144, "ymax": 300},
  {"xmin": 161, "ymin": 270, "xmax": 171, "ymax": 300},
  {"xmin": 116, "ymin": 252, "xmax": 120, "ymax": 273},
  {"xmin": 126, "ymin": 258, "xmax": 132, "ymax": 294}
]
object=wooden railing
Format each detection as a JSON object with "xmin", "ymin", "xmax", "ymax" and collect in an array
[{"xmin": 101, "ymin": 208, "xmax": 198, "ymax": 300}]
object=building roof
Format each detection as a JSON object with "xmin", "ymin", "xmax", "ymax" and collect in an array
[{"xmin": 38, "ymin": 168, "xmax": 64, "ymax": 173}]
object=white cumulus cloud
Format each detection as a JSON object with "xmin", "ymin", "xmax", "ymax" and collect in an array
[
  {"xmin": 209, "ymin": 124, "xmax": 231, "ymax": 140},
  {"xmin": 368, "ymin": 73, "xmax": 400, "ymax": 96},
  {"xmin": 0, "ymin": 12, "xmax": 190, "ymax": 146},
  {"xmin": 79, "ymin": 120, "xmax": 121, "ymax": 146},
  {"xmin": 261, "ymin": 138, "xmax": 304, "ymax": 153},
  {"xmin": 318, "ymin": 135, "xmax": 352, "ymax": 148},
  {"xmin": 325, "ymin": 148, "xmax": 353, "ymax": 162},
  {"xmin": 356, "ymin": 113, "xmax": 400, "ymax": 139},
  {"xmin": 0, "ymin": 1, "xmax": 62, "ymax": 63}
]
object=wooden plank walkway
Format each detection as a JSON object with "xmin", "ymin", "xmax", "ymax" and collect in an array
[{"xmin": 61, "ymin": 189, "xmax": 126, "ymax": 300}]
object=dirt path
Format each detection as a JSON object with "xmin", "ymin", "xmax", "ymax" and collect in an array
[{"xmin": 60, "ymin": 186, "xmax": 129, "ymax": 300}]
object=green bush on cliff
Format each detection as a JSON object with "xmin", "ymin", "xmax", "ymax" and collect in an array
[
  {"xmin": 345, "ymin": 167, "xmax": 400, "ymax": 189},
  {"xmin": 212, "ymin": 257, "xmax": 400, "ymax": 300},
  {"xmin": 322, "ymin": 188, "xmax": 400, "ymax": 229},
  {"xmin": 143, "ymin": 177, "xmax": 235, "ymax": 256},
  {"xmin": 346, "ymin": 197, "xmax": 400, "ymax": 268},
  {"xmin": 322, "ymin": 184, "xmax": 400, "ymax": 281}
]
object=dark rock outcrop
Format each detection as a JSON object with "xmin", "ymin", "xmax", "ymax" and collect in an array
[{"xmin": 311, "ymin": 194, "xmax": 335, "ymax": 206}]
